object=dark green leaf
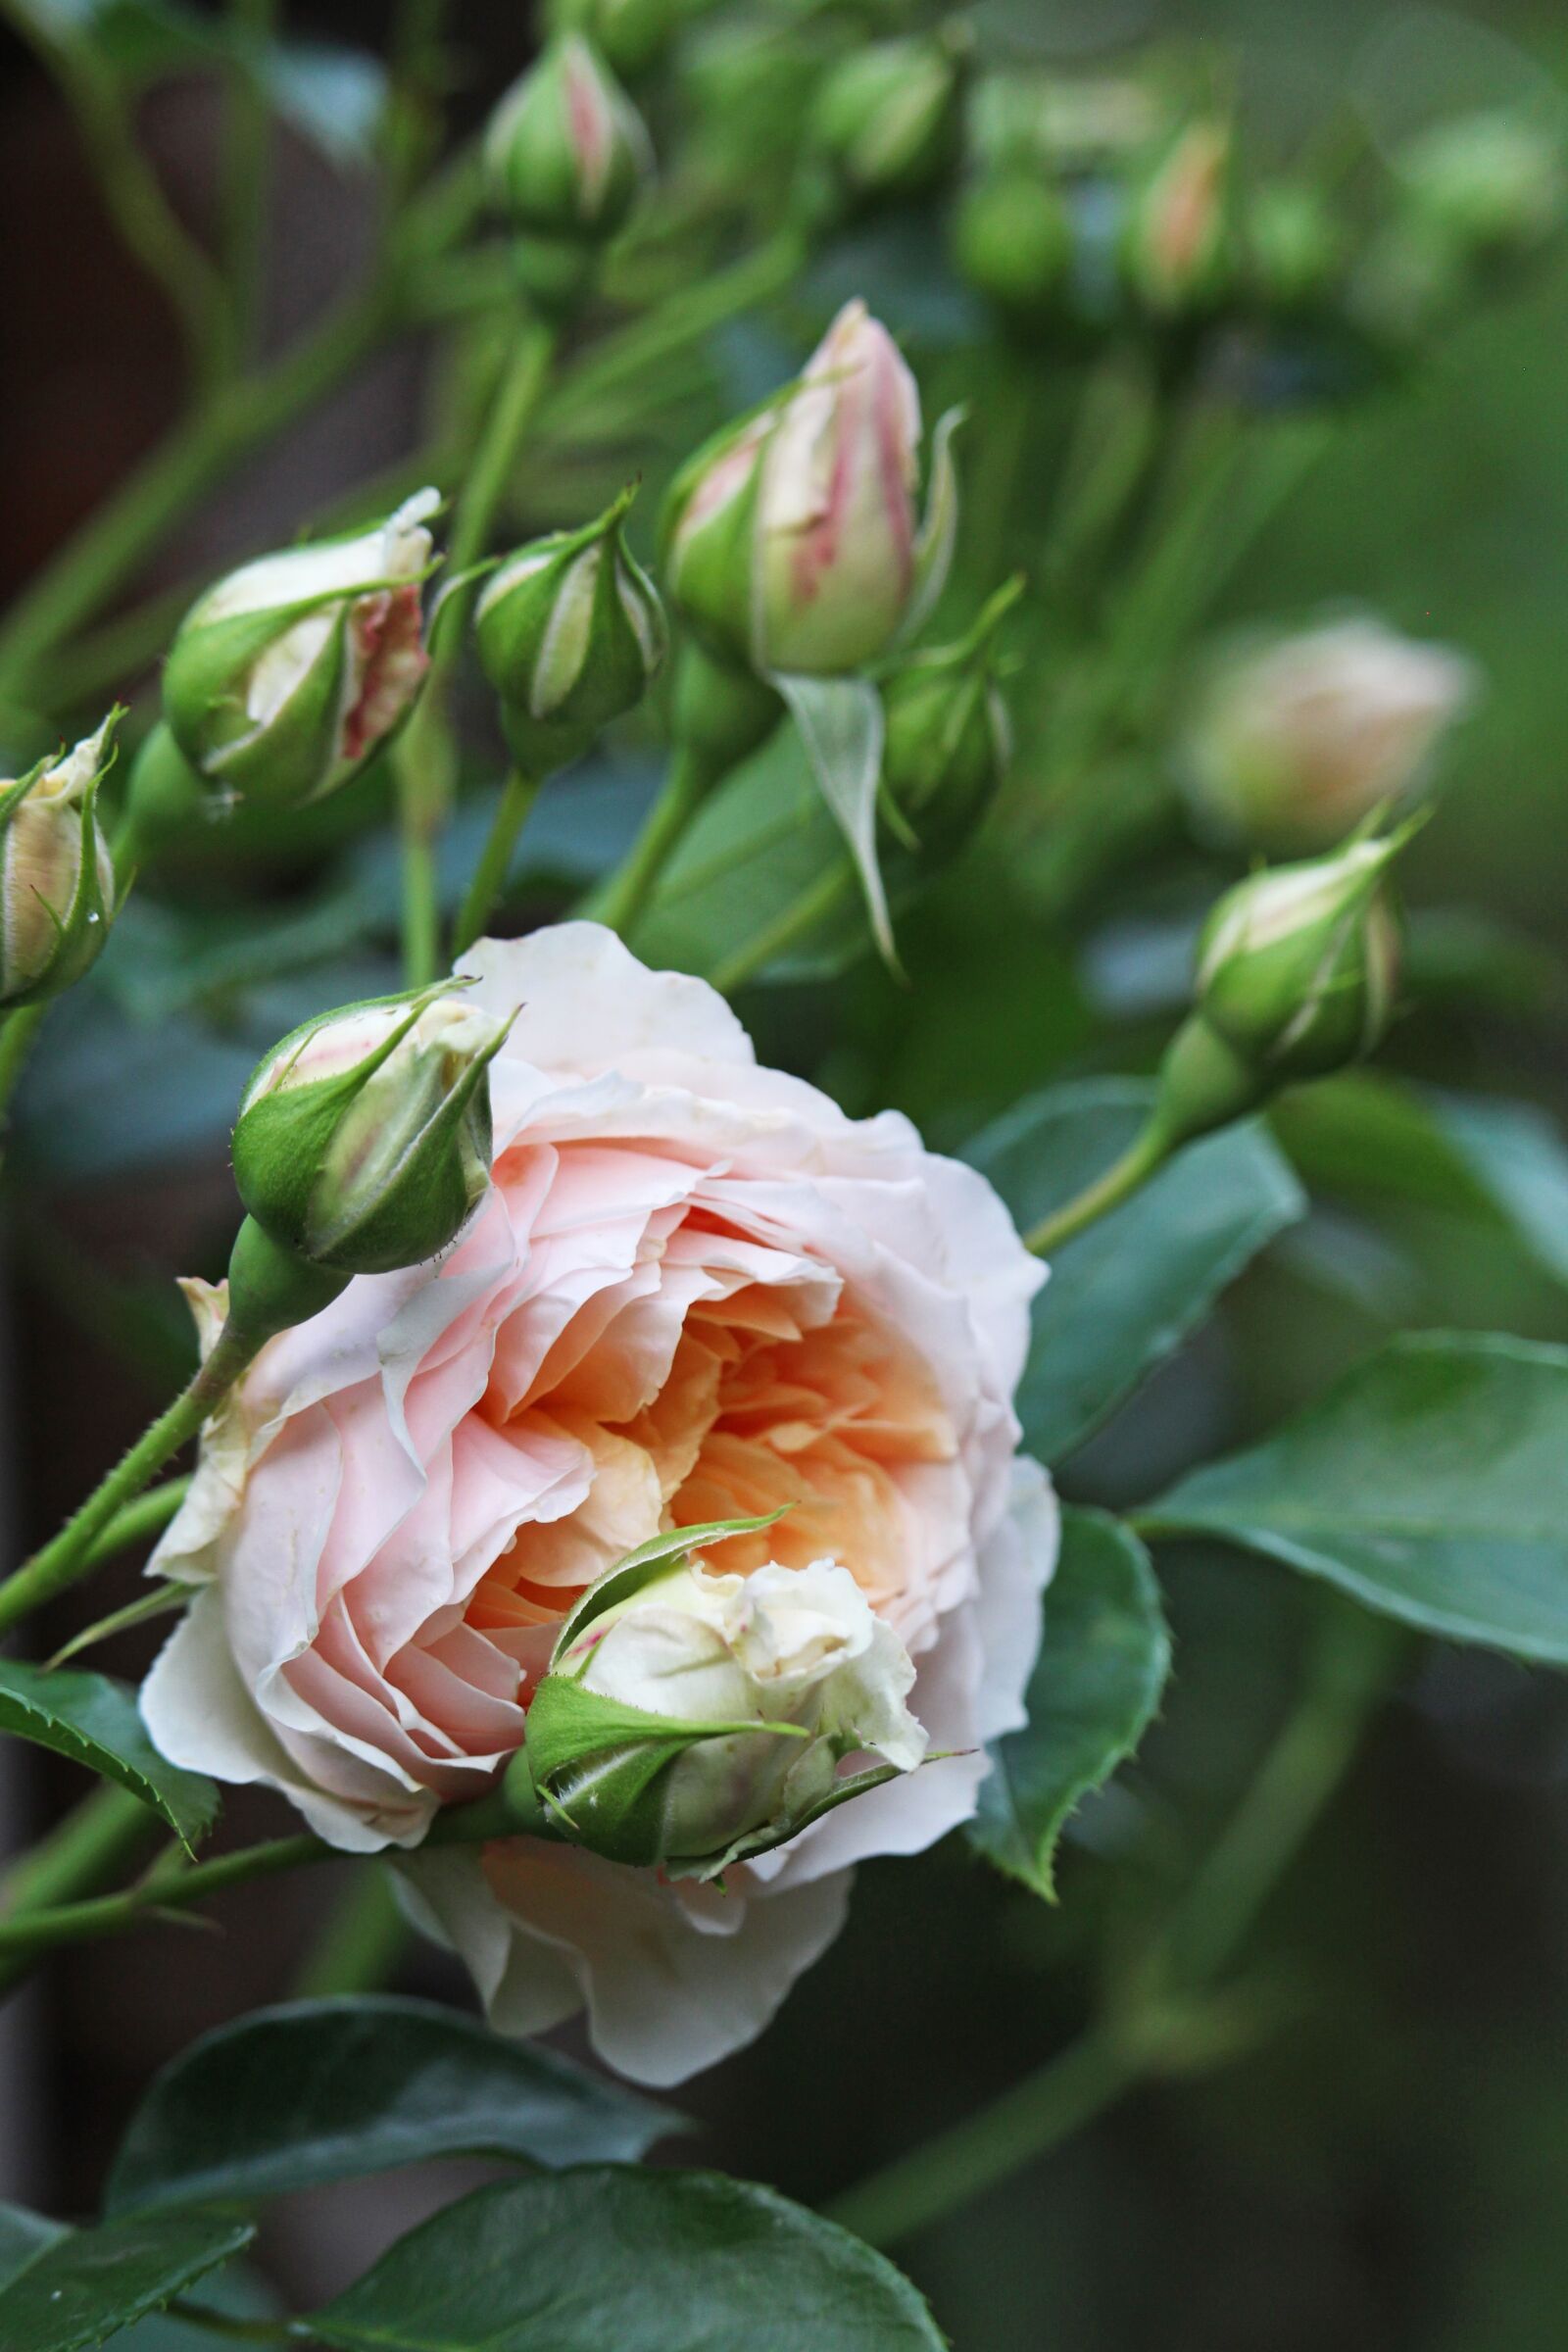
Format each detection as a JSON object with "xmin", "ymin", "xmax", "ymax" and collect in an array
[
  {"xmin": 0, "ymin": 2201, "xmax": 68, "ymax": 2291},
  {"xmin": 0, "ymin": 2207, "xmax": 252, "ymax": 2352},
  {"xmin": 309, "ymin": 2169, "xmax": 945, "ymax": 2351},
  {"xmin": 106, "ymin": 1996, "xmax": 676, "ymax": 2215},
  {"xmin": 1142, "ymin": 1334, "xmax": 1568, "ymax": 1662},
  {"xmin": 1276, "ymin": 1075, "xmax": 1568, "ymax": 1289},
  {"xmin": 968, "ymin": 1080, "xmax": 1304, "ymax": 1463},
  {"xmin": 0, "ymin": 1658, "xmax": 219, "ymax": 1852},
  {"xmin": 970, "ymin": 1508, "xmax": 1171, "ymax": 1896}
]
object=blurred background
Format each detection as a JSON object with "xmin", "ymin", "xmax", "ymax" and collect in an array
[{"xmin": 2, "ymin": 2, "xmax": 1567, "ymax": 2346}]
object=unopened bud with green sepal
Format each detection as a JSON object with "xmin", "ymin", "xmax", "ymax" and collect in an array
[
  {"xmin": 485, "ymin": 34, "xmax": 651, "ymax": 308},
  {"xmin": 231, "ymin": 982, "xmax": 511, "ymax": 1277},
  {"xmin": 1154, "ymin": 826, "xmax": 1413, "ymax": 1147},
  {"xmin": 162, "ymin": 492, "xmax": 437, "ymax": 808},
  {"xmin": 522, "ymin": 1517, "xmax": 926, "ymax": 1876},
  {"xmin": 880, "ymin": 577, "xmax": 1020, "ymax": 873},
  {"xmin": 475, "ymin": 487, "xmax": 666, "ymax": 771},
  {"xmin": 0, "ymin": 714, "xmax": 119, "ymax": 1007},
  {"xmin": 1121, "ymin": 117, "xmax": 1233, "ymax": 316},
  {"xmin": 802, "ymin": 31, "xmax": 968, "ymax": 225}
]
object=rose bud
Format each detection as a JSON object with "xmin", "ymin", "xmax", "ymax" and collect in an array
[
  {"xmin": 663, "ymin": 299, "xmax": 957, "ymax": 678},
  {"xmin": 1394, "ymin": 110, "xmax": 1566, "ymax": 261},
  {"xmin": 1154, "ymin": 829, "xmax": 1411, "ymax": 1145},
  {"xmin": 1121, "ymin": 117, "xmax": 1233, "ymax": 315},
  {"xmin": 485, "ymin": 34, "xmax": 651, "ymax": 308},
  {"xmin": 524, "ymin": 1540, "xmax": 926, "ymax": 1875},
  {"xmin": 231, "ymin": 982, "xmax": 511, "ymax": 1277},
  {"xmin": 1247, "ymin": 181, "xmax": 1346, "ymax": 314},
  {"xmin": 880, "ymin": 577, "xmax": 1020, "ymax": 873},
  {"xmin": 802, "ymin": 32, "xmax": 968, "ymax": 225},
  {"xmin": 162, "ymin": 491, "xmax": 437, "ymax": 809},
  {"xmin": 474, "ymin": 487, "xmax": 666, "ymax": 772},
  {"xmin": 951, "ymin": 168, "xmax": 1074, "ymax": 328},
  {"xmin": 1180, "ymin": 616, "xmax": 1476, "ymax": 855},
  {"xmin": 0, "ymin": 715, "xmax": 119, "ymax": 1007}
]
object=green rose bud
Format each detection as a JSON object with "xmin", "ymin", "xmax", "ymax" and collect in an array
[
  {"xmin": 474, "ymin": 487, "xmax": 666, "ymax": 771},
  {"xmin": 1121, "ymin": 118, "xmax": 1233, "ymax": 315},
  {"xmin": 0, "ymin": 715, "xmax": 119, "ymax": 1008},
  {"xmin": 485, "ymin": 34, "xmax": 651, "ymax": 293},
  {"xmin": 231, "ymin": 981, "xmax": 511, "ymax": 1277},
  {"xmin": 803, "ymin": 32, "xmax": 967, "ymax": 223},
  {"xmin": 1248, "ymin": 181, "xmax": 1347, "ymax": 313},
  {"xmin": 524, "ymin": 1530, "xmax": 924, "ymax": 1876},
  {"xmin": 951, "ymin": 168, "xmax": 1074, "ymax": 327},
  {"xmin": 881, "ymin": 578, "xmax": 1019, "ymax": 872},
  {"xmin": 1395, "ymin": 110, "xmax": 1566, "ymax": 260},
  {"xmin": 1154, "ymin": 830, "xmax": 1411, "ymax": 1145},
  {"xmin": 162, "ymin": 492, "xmax": 437, "ymax": 809}
]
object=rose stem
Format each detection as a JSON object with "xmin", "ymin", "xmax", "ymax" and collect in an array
[
  {"xmin": 396, "ymin": 317, "xmax": 558, "ymax": 988},
  {"xmin": 823, "ymin": 1607, "xmax": 1398, "ymax": 2249},
  {"xmin": 708, "ymin": 863, "xmax": 858, "ymax": 996},
  {"xmin": 592, "ymin": 744, "xmax": 716, "ymax": 940},
  {"xmin": 1021, "ymin": 1116, "xmax": 1174, "ymax": 1255},
  {"xmin": 451, "ymin": 767, "xmax": 542, "ymax": 956}
]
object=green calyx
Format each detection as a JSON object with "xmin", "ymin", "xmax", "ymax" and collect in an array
[{"xmin": 231, "ymin": 979, "xmax": 510, "ymax": 1277}]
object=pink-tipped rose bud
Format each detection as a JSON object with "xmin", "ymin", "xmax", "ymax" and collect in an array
[
  {"xmin": 486, "ymin": 34, "xmax": 650, "ymax": 245},
  {"xmin": 662, "ymin": 299, "xmax": 957, "ymax": 678},
  {"xmin": 1122, "ymin": 118, "xmax": 1233, "ymax": 315},
  {"xmin": 162, "ymin": 491, "xmax": 437, "ymax": 808},
  {"xmin": 0, "ymin": 715, "xmax": 119, "ymax": 1007},
  {"xmin": 1181, "ymin": 616, "xmax": 1476, "ymax": 854}
]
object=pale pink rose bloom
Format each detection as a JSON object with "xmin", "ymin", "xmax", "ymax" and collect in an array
[{"xmin": 142, "ymin": 922, "xmax": 1056, "ymax": 2084}]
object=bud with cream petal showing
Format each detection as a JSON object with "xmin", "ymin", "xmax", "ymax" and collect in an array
[
  {"xmin": 880, "ymin": 576, "xmax": 1020, "ymax": 874},
  {"xmin": 1121, "ymin": 117, "xmax": 1233, "ymax": 316},
  {"xmin": 162, "ymin": 492, "xmax": 438, "ymax": 809},
  {"xmin": 802, "ymin": 30, "xmax": 968, "ymax": 225},
  {"xmin": 663, "ymin": 299, "xmax": 957, "ymax": 680},
  {"xmin": 1153, "ymin": 827, "xmax": 1413, "ymax": 1147},
  {"xmin": 231, "ymin": 982, "xmax": 511, "ymax": 1277},
  {"xmin": 0, "ymin": 714, "xmax": 119, "ymax": 1007},
  {"xmin": 1180, "ymin": 617, "xmax": 1476, "ymax": 856},
  {"xmin": 474, "ymin": 487, "xmax": 666, "ymax": 771},
  {"xmin": 522, "ymin": 1520, "xmax": 926, "ymax": 1877}
]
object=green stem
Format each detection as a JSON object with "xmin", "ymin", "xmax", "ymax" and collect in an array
[
  {"xmin": 291, "ymin": 1866, "xmax": 408, "ymax": 1999},
  {"xmin": 0, "ymin": 282, "xmax": 398, "ymax": 706},
  {"xmin": 78, "ymin": 1475, "xmax": 191, "ymax": 1570},
  {"xmin": 827, "ymin": 2029, "xmax": 1136, "ymax": 2249},
  {"xmin": 0, "ymin": 1833, "xmax": 333, "ymax": 1960},
  {"xmin": 0, "ymin": 1004, "xmax": 48, "ymax": 1132},
  {"xmin": 0, "ymin": 1785, "xmax": 157, "ymax": 1922},
  {"xmin": 826, "ymin": 1604, "xmax": 1396, "ymax": 2249},
  {"xmin": 0, "ymin": 1326, "xmax": 260, "ymax": 1640},
  {"xmin": 451, "ymin": 768, "xmax": 542, "ymax": 957},
  {"xmin": 593, "ymin": 747, "xmax": 713, "ymax": 938},
  {"xmin": 708, "ymin": 862, "xmax": 856, "ymax": 996},
  {"xmin": 0, "ymin": 0, "xmax": 225, "ymax": 380},
  {"xmin": 218, "ymin": 0, "xmax": 279, "ymax": 377},
  {"xmin": 396, "ymin": 318, "xmax": 557, "ymax": 987},
  {"xmin": 1022, "ymin": 1116, "xmax": 1172, "ymax": 1255}
]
